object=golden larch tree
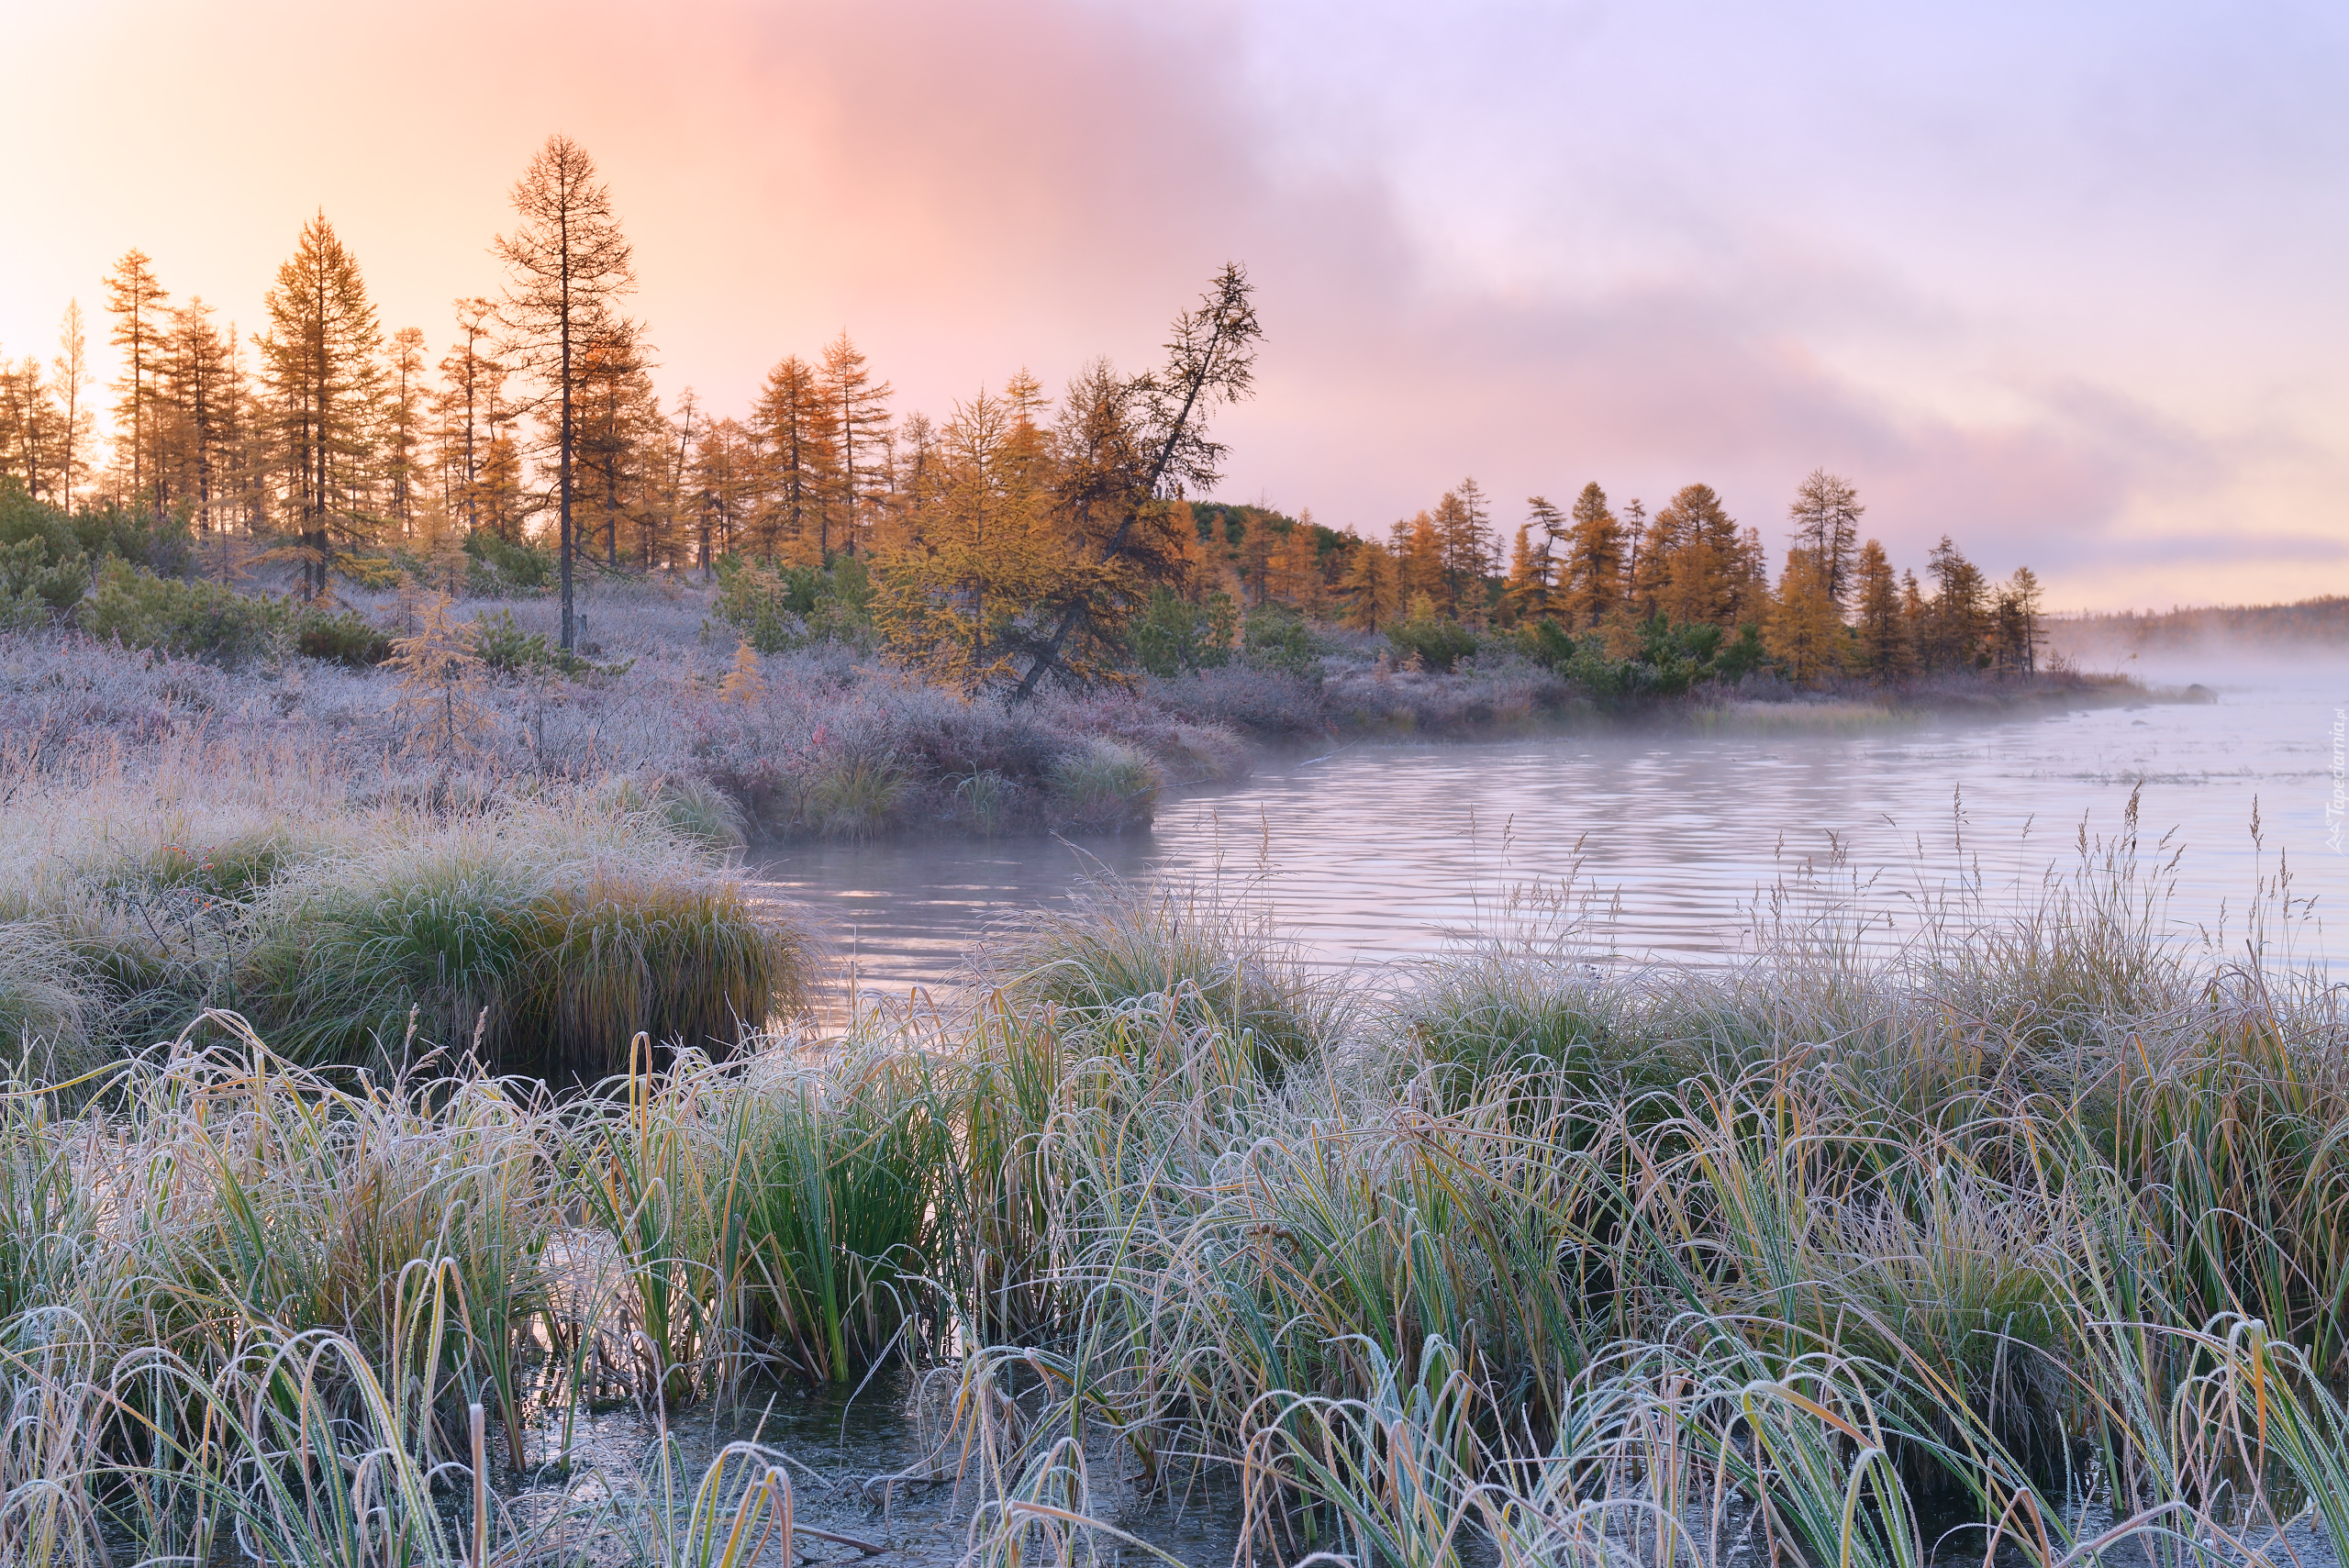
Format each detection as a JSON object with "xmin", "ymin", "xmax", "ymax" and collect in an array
[
  {"xmin": 258, "ymin": 213, "xmax": 385, "ymax": 598},
  {"xmin": 104, "ymin": 249, "xmax": 169, "ymax": 516},
  {"xmin": 1765, "ymin": 547, "xmax": 1846, "ymax": 685}
]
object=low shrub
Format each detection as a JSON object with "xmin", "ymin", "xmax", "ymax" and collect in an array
[
  {"xmin": 1386, "ymin": 610, "xmax": 1479, "ymax": 673},
  {"xmin": 712, "ymin": 555, "xmax": 875, "ymax": 653},
  {"xmin": 291, "ymin": 605, "xmax": 393, "ymax": 667},
  {"xmin": 1242, "ymin": 604, "xmax": 1325, "ymax": 677},
  {"xmin": 463, "ymin": 528, "xmax": 556, "ymax": 595},
  {"xmin": 75, "ymin": 560, "xmax": 280, "ymax": 662},
  {"xmin": 0, "ymin": 535, "xmax": 89, "ymax": 626},
  {"xmin": 1130, "ymin": 587, "xmax": 1236, "ymax": 676}
]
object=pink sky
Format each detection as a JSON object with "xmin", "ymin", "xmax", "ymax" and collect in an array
[{"xmin": 4, "ymin": 0, "xmax": 2343, "ymax": 609}]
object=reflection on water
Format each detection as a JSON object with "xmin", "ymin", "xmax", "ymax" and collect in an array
[
  {"xmin": 541, "ymin": 1370, "xmax": 1241, "ymax": 1566},
  {"xmin": 753, "ymin": 671, "xmax": 2345, "ymax": 1018}
]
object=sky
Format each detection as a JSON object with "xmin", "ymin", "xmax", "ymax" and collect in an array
[{"xmin": 3, "ymin": 0, "xmax": 2343, "ymax": 610}]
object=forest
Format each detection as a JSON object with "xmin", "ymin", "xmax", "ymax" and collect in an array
[{"xmin": 0, "ymin": 135, "xmax": 2058, "ymax": 713}]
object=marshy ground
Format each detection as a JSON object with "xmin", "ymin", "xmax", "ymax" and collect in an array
[{"xmin": 0, "ymin": 823, "xmax": 2344, "ymax": 1567}]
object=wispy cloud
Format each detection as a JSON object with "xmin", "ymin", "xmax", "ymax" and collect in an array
[{"xmin": 1, "ymin": 0, "xmax": 2340, "ymax": 606}]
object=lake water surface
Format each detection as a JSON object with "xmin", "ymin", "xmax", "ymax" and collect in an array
[{"xmin": 753, "ymin": 663, "xmax": 2346, "ymax": 1015}]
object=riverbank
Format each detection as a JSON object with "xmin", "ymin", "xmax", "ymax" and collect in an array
[
  {"xmin": 0, "ymin": 741, "xmax": 814, "ymax": 1079},
  {"xmin": 0, "ymin": 579, "xmax": 2151, "ymax": 850},
  {"xmin": 0, "ymin": 858, "xmax": 2342, "ymax": 1568}
]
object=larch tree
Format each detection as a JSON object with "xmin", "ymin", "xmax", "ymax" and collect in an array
[
  {"xmin": 1432, "ymin": 478, "xmax": 1494, "ymax": 621},
  {"xmin": 0, "ymin": 356, "xmax": 59, "ymax": 499},
  {"xmin": 1650, "ymin": 484, "xmax": 1760, "ymax": 629},
  {"xmin": 104, "ymin": 250, "xmax": 169, "ymax": 516},
  {"xmin": 496, "ymin": 132, "xmax": 637, "ymax": 651},
  {"xmin": 1787, "ymin": 469, "xmax": 1865, "ymax": 606},
  {"xmin": 1338, "ymin": 538, "xmax": 1399, "ymax": 631},
  {"xmin": 692, "ymin": 416, "xmax": 757, "ymax": 564},
  {"xmin": 437, "ymin": 298, "xmax": 502, "ymax": 535},
  {"xmin": 751, "ymin": 354, "xmax": 834, "ymax": 562},
  {"xmin": 1764, "ymin": 547, "xmax": 1846, "ymax": 685},
  {"xmin": 571, "ymin": 314, "xmax": 657, "ymax": 566},
  {"xmin": 1619, "ymin": 497, "xmax": 1650, "ymax": 615},
  {"xmin": 1850, "ymin": 539, "xmax": 1911, "ymax": 681},
  {"xmin": 1392, "ymin": 511, "xmax": 1445, "ymax": 608},
  {"xmin": 1040, "ymin": 355, "xmax": 1198, "ymax": 663},
  {"xmin": 1923, "ymin": 534, "xmax": 1988, "ymax": 669},
  {"xmin": 258, "ymin": 213, "xmax": 384, "ymax": 597},
  {"xmin": 386, "ymin": 326, "xmax": 430, "ymax": 539},
  {"xmin": 872, "ymin": 383, "xmax": 1055, "ymax": 689},
  {"xmin": 819, "ymin": 331, "xmax": 892, "ymax": 559},
  {"xmin": 1994, "ymin": 565, "xmax": 2043, "ymax": 674},
  {"xmin": 1009, "ymin": 262, "xmax": 1261, "ymax": 698},
  {"xmin": 158, "ymin": 298, "xmax": 232, "ymax": 534},
  {"xmin": 53, "ymin": 302, "xmax": 93, "ymax": 510},
  {"xmin": 1560, "ymin": 482, "xmax": 1625, "ymax": 629},
  {"xmin": 666, "ymin": 387, "xmax": 701, "ymax": 571},
  {"xmin": 1498, "ymin": 522, "xmax": 1551, "ymax": 625},
  {"xmin": 1527, "ymin": 495, "xmax": 1569, "ymax": 609}
]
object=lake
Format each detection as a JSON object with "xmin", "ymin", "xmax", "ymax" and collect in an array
[{"xmin": 753, "ymin": 661, "xmax": 2346, "ymax": 1017}]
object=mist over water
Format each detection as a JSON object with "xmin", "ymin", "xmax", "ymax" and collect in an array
[{"xmin": 755, "ymin": 660, "xmax": 2346, "ymax": 1017}]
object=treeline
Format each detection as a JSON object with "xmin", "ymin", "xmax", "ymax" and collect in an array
[
  {"xmin": 2051, "ymin": 595, "xmax": 2349, "ymax": 649},
  {"xmin": 1152, "ymin": 472, "xmax": 2045, "ymax": 689},
  {"xmin": 2, "ymin": 134, "xmax": 1270, "ymax": 688},
  {"xmin": 2, "ymin": 128, "xmax": 2043, "ymax": 697}
]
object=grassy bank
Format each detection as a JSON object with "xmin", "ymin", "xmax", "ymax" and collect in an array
[
  {"xmin": 0, "ymin": 826, "xmax": 2341, "ymax": 1566},
  {"xmin": 0, "ymin": 740, "xmax": 813, "ymax": 1081},
  {"xmin": 0, "ymin": 576, "xmax": 2146, "ymax": 851}
]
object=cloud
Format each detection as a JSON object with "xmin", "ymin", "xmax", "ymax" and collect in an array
[{"xmin": 1, "ymin": 0, "xmax": 2341, "ymax": 608}]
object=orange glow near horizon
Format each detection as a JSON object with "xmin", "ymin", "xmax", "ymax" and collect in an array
[{"xmin": 2, "ymin": 0, "xmax": 2343, "ymax": 609}]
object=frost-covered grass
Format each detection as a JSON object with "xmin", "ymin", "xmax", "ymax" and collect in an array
[
  {"xmin": 0, "ymin": 826, "xmax": 2341, "ymax": 1568},
  {"xmin": 0, "ymin": 735, "xmax": 813, "ymax": 1078}
]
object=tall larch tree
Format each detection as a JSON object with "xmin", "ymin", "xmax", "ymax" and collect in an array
[
  {"xmin": 873, "ymin": 383, "xmax": 1055, "ymax": 689},
  {"xmin": 1010, "ymin": 262, "xmax": 1260, "ymax": 698},
  {"xmin": 1392, "ymin": 511, "xmax": 1445, "ymax": 608},
  {"xmin": 751, "ymin": 354, "xmax": 835, "ymax": 562},
  {"xmin": 1526, "ymin": 495, "xmax": 1569, "ymax": 615},
  {"xmin": 1432, "ymin": 478, "xmax": 1494, "ymax": 621},
  {"xmin": 1764, "ymin": 547, "xmax": 1845, "ymax": 685},
  {"xmin": 496, "ymin": 133, "xmax": 637, "ymax": 651},
  {"xmin": 259, "ymin": 213, "xmax": 385, "ymax": 597},
  {"xmin": 1338, "ymin": 538, "xmax": 1399, "ymax": 630},
  {"xmin": 1498, "ymin": 523, "xmax": 1550, "ymax": 625},
  {"xmin": 571, "ymin": 315, "xmax": 657, "ymax": 566},
  {"xmin": 435, "ymin": 299, "xmax": 501, "ymax": 537},
  {"xmin": 1559, "ymin": 482, "xmax": 1625, "ymax": 629},
  {"xmin": 692, "ymin": 416, "xmax": 756, "ymax": 564},
  {"xmin": 1046, "ymin": 356, "xmax": 1197, "ymax": 646},
  {"xmin": 0, "ymin": 356, "xmax": 60, "ymax": 499},
  {"xmin": 1849, "ymin": 539, "xmax": 1911, "ymax": 681},
  {"xmin": 53, "ymin": 302, "xmax": 93, "ymax": 510},
  {"xmin": 385, "ymin": 326, "xmax": 430, "ymax": 540},
  {"xmin": 1649, "ymin": 484, "xmax": 1761, "ymax": 629},
  {"xmin": 1993, "ymin": 565, "xmax": 2043, "ymax": 674},
  {"xmin": 1923, "ymin": 534, "xmax": 1988, "ymax": 669},
  {"xmin": 1787, "ymin": 469, "xmax": 1865, "ymax": 606},
  {"xmin": 819, "ymin": 331, "xmax": 893, "ymax": 559},
  {"xmin": 158, "ymin": 298, "xmax": 232, "ymax": 533},
  {"xmin": 104, "ymin": 250, "xmax": 169, "ymax": 516}
]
